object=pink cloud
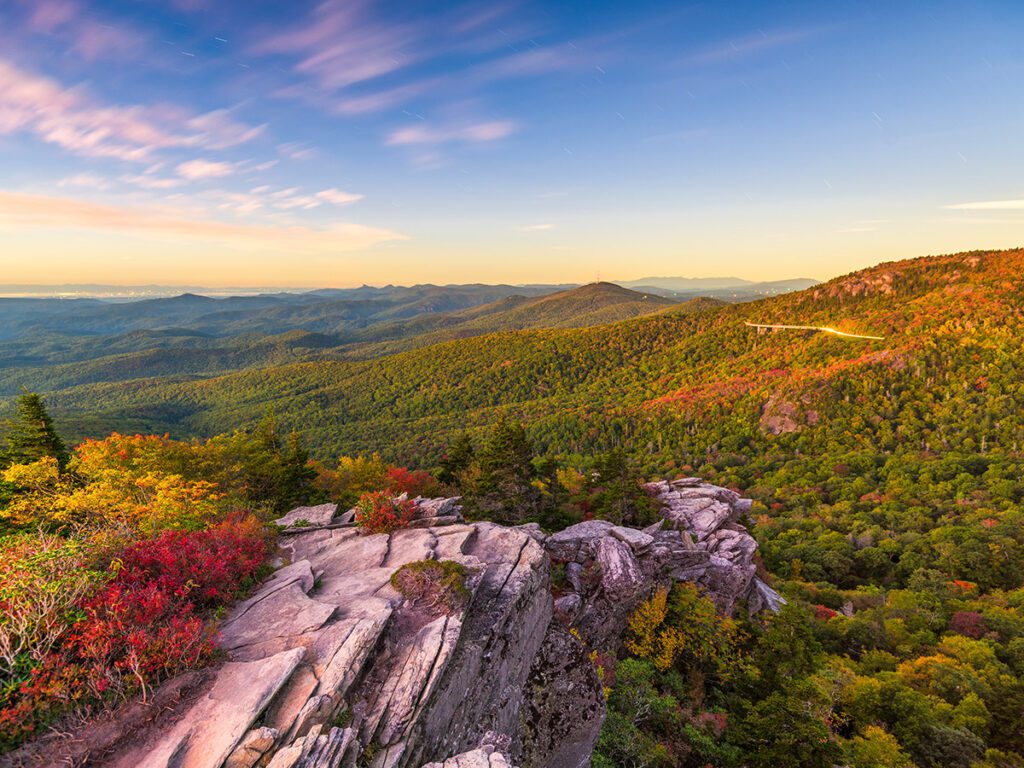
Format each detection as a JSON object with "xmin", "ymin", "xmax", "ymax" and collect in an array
[
  {"xmin": 26, "ymin": 0, "xmax": 77, "ymax": 33},
  {"xmin": 316, "ymin": 188, "xmax": 363, "ymax": 205},
  {"xmin": 121, "ymin": 174, "xmax": 184, "ymax": 190},
  {"xmin": 176, "ymin": 159, "xmax": 236, "ymax": 180},
  {"xmin": 0, "ymin": 59, "xmax": 263, "ymax": 162},
  {"xmin": 18, "ymin": 0, "xmax": 145, "ymax": 62},
  {"xmin": 255, "ymin": 0, "xmax": 415, "ymax": 91},
  {"xmin": 0, "ymin": 191, "xmax": 406, "ymax": 250},
  {"xmin": 386, "ymin": 120, "xmax": 518, "ymax": 146}
]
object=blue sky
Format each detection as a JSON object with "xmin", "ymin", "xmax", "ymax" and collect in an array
[{"xmin": 0, "ymin": 0, "xmax": 1022, "ymax": 286}]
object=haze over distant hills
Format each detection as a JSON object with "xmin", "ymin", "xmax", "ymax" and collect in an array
[
  {"xmin": 617, "ymin": 276, "xmax": 820, "ymax": 299},
  {"xmin": 1, "ymin": 249, "xmax": 1017, "ymax": 460},
  {"xmin": 0, "ymin": 275, "xmax": 818, "ymax": 300},
  {"xmin": 0, "ymin": 282, "xmax": 721, "ymax": 396}
]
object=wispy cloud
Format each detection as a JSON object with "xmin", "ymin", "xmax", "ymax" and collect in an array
[
  {"xmin": 57, "ymin": 172, "xmax": 111, "ymax": 190},
  {"xmin": 944, "ymin": 199, "xmax": 1024, "ymax": 210},
  {"xmin": 684, "ymin": 26, "xmax": 833, "ymax": 66},
  {"xmin": 254, "ymin": 0, "xmax": 414, "ymax": 91},
  {"xmin": 0, "ymin": 59, "xmax": 262, "ymax": 162},
  {"xmin": 316, "ymin": 188, "xmax": 363, "ymax": 205},
  {"xmin": 0, "ymin": 191, "xmax": 404, "ymax": 250},
  {"xmin": 257, "ymin": 0, "xmax": 587, "ymax": 121},
  {"xmin": 176, "ymin": 159, "xmax": 236, "ymax": 180},
  {"xmin": 121, "ymin": 174, "xmax": 184, "ymax": 190},
  {"xmin": 277, "ymin": 141, "xmax": 316, "ymax": 160},
  {"xmin": 386, "ymin": 120, "xmax": 518, "ymax": 146},
  {"xmin": 21, "ymin": 0, "xmax": 145, "ymax": 62},
  {"xmin": 522, "ymin": 223, "xmax": 555, "ymax": 232}
]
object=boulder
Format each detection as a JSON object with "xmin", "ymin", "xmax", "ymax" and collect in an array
[
  {"xmin": 421, "ymin": 747, "xmax": 515, "ymax": 768},
  {"xmin": 545, "ymin": 520, "xmax": 615, "ymax": 562},
  {"xmin": 275, "ymin": 504, "xmax": 338, "ymax": 528},
  {"xmin": 596, "ymin": 536, "xmax": 645, "ymax": 599}
]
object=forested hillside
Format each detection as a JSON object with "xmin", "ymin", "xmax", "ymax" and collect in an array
[
  {"xmin": 40, "ymin": 249, "xmax": 1023, "ymax": 466},
  {"xmin": 2, "ymin": 249, "xmax": 1024, "ymax": 766},
  {"xmin": 0, "ymin": 283, "xmax": 692, "ymax": 396}
]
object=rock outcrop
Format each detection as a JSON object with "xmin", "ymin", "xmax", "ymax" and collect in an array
[{"xmin": 44, "ymin": 481, "xmax": 781, "ymax": 768}]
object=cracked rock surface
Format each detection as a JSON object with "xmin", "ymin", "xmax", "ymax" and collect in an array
[{"xmin": 85, "ymin": 482, "xmax": 781, "ymax": 768}]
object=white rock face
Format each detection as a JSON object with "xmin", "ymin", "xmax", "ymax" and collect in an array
[
  {"xmin": 421, "ymin": 747, "xmax": 515, "ymax": 768},
  {"xmin": 642, "ymin": 478, "xmax": 785, "ymax": 614},
  {"xmin": 85, "ymin": 483, "xmax": 781, "ymax": 768},
  {"xmin": 275, "ymin": 503, "xmax": 338, "ymax": 528}
]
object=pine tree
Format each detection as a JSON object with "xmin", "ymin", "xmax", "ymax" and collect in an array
[
  {"xmin": 279, "ymin": 430, "xmax": 318, "ymax": 510},
  {"xmin": 2, "ymin": 392, "xmax": 69, "ymax": 470},
  {"xmin": 474, "ymin": 419, "xmax": 538, "ymax": 523},
  {"xmin": 438, "ymin": 432, "xmax": 475, "ymax": 485}
]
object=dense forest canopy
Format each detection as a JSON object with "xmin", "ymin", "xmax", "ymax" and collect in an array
[{"xmin": 1, "ymin": 248, "xmax": 1023, "ymax": 766}]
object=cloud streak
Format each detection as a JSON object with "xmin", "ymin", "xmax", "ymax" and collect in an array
[
  {"xmin": 21, "ymin": 0, "xmax": 145, "ymax": 62},
  {"xmin": 683, "ymin": 26, "xmax": 833, "ymax": 66},
  {"xmin": 0, "ymin": 191, "xmax": 404, "ymax": 250},
  {"xmin": 386, "ymin": 120, "xmax": 517, "ymax": 146},
  {"xmin": 176, "ymin": 159, "xmax": 236, "ymax": 180},
  {"xmin": 944, "ymin": 199, "xmax": 1024, "ymax": 211},
  {"xmin": 0, "ymin": 59, "xmax": 262, "ymax": 162}
]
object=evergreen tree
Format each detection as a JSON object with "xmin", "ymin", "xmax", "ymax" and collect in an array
[
  {"xmin": 473, "ymin": 419, "xmax": 538, "ymax": 523},
  {"xmin": 2, "ymin": 392, "xmax": 69, "ymax": 470},
  {"xmin": 438, "ymin": 431, "xmax": 474, "ymax": 485},
  {"xmin": 279, "ymin": 430, "xmax": 319, "ymax": 511},
  {"xmin": 590, "ymin": 448, "xmax": 657, "ymax": 526}
]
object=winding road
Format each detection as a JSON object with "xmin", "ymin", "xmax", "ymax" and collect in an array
[{"xmin": 744, "ymin": 321, "xmax": 884, "ymax": 340}]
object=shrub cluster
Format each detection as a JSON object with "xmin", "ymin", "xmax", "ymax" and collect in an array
[
  {"xmin": 0, "ymin": 519, "xmax": 268, "ymax": 749},
  {"xmin": 389, "ymin": 559, "xmax": 471, "ymax": 615},
  {"xmin": 354, "ymin": 491, "xmax": 417, "ymax": 534}
]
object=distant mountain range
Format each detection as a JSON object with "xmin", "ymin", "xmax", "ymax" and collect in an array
[
  {"xmin": 0, "ymin": 282, "xmax": 720, "ymax": 396},
  {"xmin": 0, "ymin": 276, "xmax": 817, "ymax": 300},
  {"xmin": 11, "ymin": 248, "xmax": 1014, "ymax": 461},
  {"xmin": 616, "ymin": 276, "xmax": 820, "ymax": 298}
]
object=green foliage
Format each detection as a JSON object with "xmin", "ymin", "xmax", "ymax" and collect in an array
[
  {"xmin": 1, "ymin": 393, "xmax": 68, "ymax": 470},
  {"xmin": 727, "ymin": 683, "xmax": 842, "ymax": 768},
  {"xmin": 389, "ymin": 559, "xmax": 471, "ymax": 615},
  {"xmin": 470, "ymin": 419, "xmax": 539, "ymax": 523}
]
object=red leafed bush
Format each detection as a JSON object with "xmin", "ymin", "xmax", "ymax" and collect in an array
[
  {"xmin": 0, "ymin": 519, "xmax": 269, "ymax": 750},
  {"xmin": 385, "ymin": 466, "xmax": 438, "ymax": 498},
  {"xmin": 949, "ymin": 611, "xmax": 987, "ymax": 639},
  {"xmin": 354, "ymin": 491, "xmax": 417, "ymax": 534},
  {"xmin": 113, "ymin": 518, "xmax": 269, "ymax": 607},
  {"xmin": 814, "ymin": 604, "xmax": 839, "ymax": 621}
]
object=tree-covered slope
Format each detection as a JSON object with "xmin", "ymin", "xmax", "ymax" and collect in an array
[
  {"xmin": 0, "ymin": 283, "xmax": 710, "ymax": 395},
  {"xmin": 30, "ymin": 249, "xmax": 1020, "ymax": 481}
]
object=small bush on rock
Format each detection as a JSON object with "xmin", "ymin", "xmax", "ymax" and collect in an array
[
  {"xmin": 390, "ymin": 560, "xmax": 471, "ymax": 615},
  {"xmin": 354, "ymin": 491, "xmax": 416, "ymax": 534}
]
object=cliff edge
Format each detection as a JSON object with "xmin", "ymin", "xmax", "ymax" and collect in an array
[{"xmin": 9, "ymin": 479, "xmax": 781, "ymax": 768}]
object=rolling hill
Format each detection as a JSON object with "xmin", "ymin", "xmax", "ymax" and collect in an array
[
  {"xmin": 0, "ymin": 283, "xmax": 710, "ymax": 395},
  {"xmin": 30, "ymin": 249, "xmax": 1022, "ymax": 474}
]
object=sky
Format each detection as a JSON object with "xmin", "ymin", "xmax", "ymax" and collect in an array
[{"xmin": 0, "ymin": 0, "xmax": 1022, "ymax": 288}]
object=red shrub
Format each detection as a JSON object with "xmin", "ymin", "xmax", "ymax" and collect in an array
[
  {"xmin": 114, "ymin": 519, "xmax": 269, "ymax": 607},
  {"xmin": 385, "ymin": 466, "xmax": 438, "ymax": 498},
  {"xmin": 949, "ymin": 611, "xmax": 987, "ymax": 639},
  {"xmin": 354, "ymin": 491, "xmax": 417, "ymax": 534},
  {"xmin": 0, "ymin": 520, "xmax": 269, "ymax": 749},
  {"xmin": 814, "ymin": 604, "xmax": 839, "ymax": 621}
]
